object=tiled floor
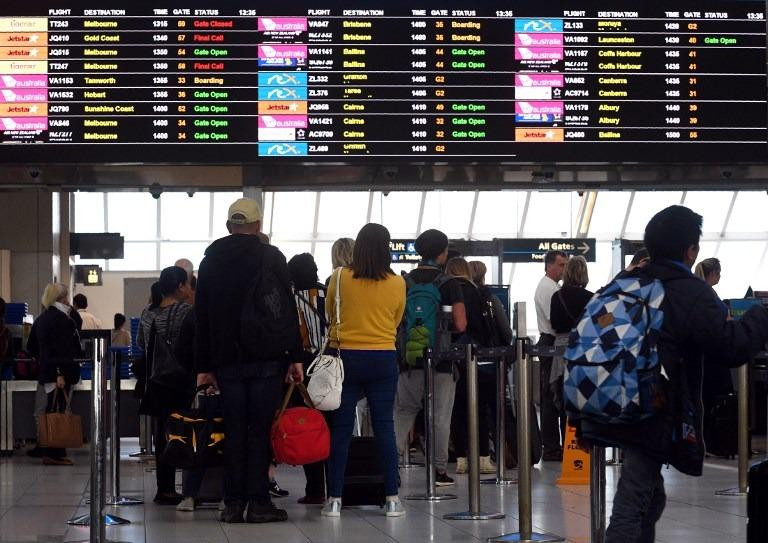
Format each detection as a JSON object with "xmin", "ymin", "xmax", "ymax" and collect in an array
[{"xmin": 0, "ymin": 440, "xmax": 763, "ymax": 543}]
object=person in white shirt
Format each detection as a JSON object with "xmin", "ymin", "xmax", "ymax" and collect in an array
[
  {"xmin": 72, "ymin": 294, "xmax": 102, "ymax": 330},
  {"xmin": 533, "ymin": 250, "xmax": 568, "ymax": 461}
]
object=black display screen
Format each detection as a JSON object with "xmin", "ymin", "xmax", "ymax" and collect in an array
[{"xmin": 0, "ymin": 1, "xmax": 765, "ymax": 164}]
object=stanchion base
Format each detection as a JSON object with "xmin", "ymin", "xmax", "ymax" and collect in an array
[
  {"xmin": 444, "ymin": 510, "xmax": 505, "ymax": 520},
  {"xmin": 106, "ymin": 495, "xmax": 144, "ymax": 506},
  {"xmin": 405, "ymin": 493, "xmax": 458, "ymax": 501},
  {"xmin": 715, "ymin": 487, "xmax": 747, "ymax": 497},
  {"xmin": 481, "ymin": 477, "xmax": 517, "ymax": 486},
  {"xmin": 487, "ymin": 531, "xmax": 564, "ymax": 542},
  {"xmin": 128, "ymin": 450, "xmax": 151, "ymax": 458},
  {"xmin": 66, "ymin": 514, "xmax": 131, "ymax": 526},
  {"xmin": 399, "ymin": 462, "xmax": 425, "ymax": 469}
]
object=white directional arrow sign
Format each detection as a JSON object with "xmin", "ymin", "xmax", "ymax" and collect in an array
[{"xmin": 579, "ymin": 242, "xmax": 591, "ymax": 255}]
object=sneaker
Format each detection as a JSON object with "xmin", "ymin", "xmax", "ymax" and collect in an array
[
  {"xmin": 455, "ymin": 457, "xmax": 468, "ymax": 474},
  {"xmin": 321, "ymin": 498, "xmax": 342, "ymax": 517},
  {"xmin": 479, "ymin": 456, "xmax": 497, "ymax": 474},
  {"xmin": 297, "ymin": 495, "xmax": 325, "ymax": 505},
  {"xmin": 246, "ymin": 501, "xmax": 288, "ymax": 523},
  {"xmin": 219, "ymin": 501, "xmax": 245, "ymax": 523},
  {"xmin": 435, "ymin": 472, "xmax": 455, "ymax": 486},
  {"xmin": 176, "ymin": 497, "xmax": 195, "ymax": 512},
  {"xmin": 269, "ymin": 480, "xmax": 289, "ymax": 498},
  {"xmin": 384, "ymin": 498, "xmax": 406, "ymax": 517}
]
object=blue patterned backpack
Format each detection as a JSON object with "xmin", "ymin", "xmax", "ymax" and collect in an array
[{"xmin": 563, "ymin": 273, "xmax": 666, "ymax": 425}]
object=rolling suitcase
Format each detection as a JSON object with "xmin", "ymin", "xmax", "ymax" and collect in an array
[
  {"xmin": 706, "ymin": 394, "xmax": 738, "ymax": 458},
  {"xmin": 342, "ymin": 436, "xmax": 386, "ymax": 506},
  {"xmin": 747, "ymin": 460, "xmax": 768, "ymax": 542}
]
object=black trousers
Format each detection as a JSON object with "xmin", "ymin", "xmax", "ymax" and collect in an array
[
  {"xmin": 153, "ymin": 408, "xmax": 177, "ymax": 495},
  {"xmin": 217, "ymin": 374, "xmax": 283, "ymax": 505},
  {"xmin": 451, "ymin": 365, "xmax": 496, "ymax": 458},
  {"xmin": 538, "ymin": 334, "xmax": 565, "ymax": 455}
]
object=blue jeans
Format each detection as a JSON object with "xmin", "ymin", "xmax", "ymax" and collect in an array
[
  {"xmin": 326, "ymin": 350, "xmax": 399, "ymax": 498},
  {"xmin": 606, "ymin": 447, "xmax": 667, "ymax": 543}
]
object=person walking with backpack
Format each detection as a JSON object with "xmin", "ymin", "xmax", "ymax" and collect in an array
[
  {"xmin": 138, "ymin": 266, "xmax": 195, "ymax": 505},
  {"xmin": 195, "ymin": 197, "xmax": 304, "ymax": 524},
  {"xmin": 320, "ymin": 223, "xmax": 406, "ymax": 517},
  {"xmin": 564, "ymin": 206, "xmax": 768, "ymax": 543},
  {"xmin": 445, "ymin": 257, "xmax": 500, "ymax": 475},
  {"xmin": 394, "ymin": 229, "xmax": 467, "ymax": 487}
]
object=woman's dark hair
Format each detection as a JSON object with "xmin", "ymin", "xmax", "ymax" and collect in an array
[
  {"xmin": 351, "ymin": 223, "xmax": 394, "ymax": 280},
  {"xmin": 114, "ymin": 313, "xmax": 126, "ymax": 330},
  {"xmin": 288, "ymin": 253, "xmax": 319, "ymax": 290},
  {"xmin": 644, "ymin": 205, "xmax": 702, "ymax": 262},
  {"xmin": 159, "ymin": 266, "xmax": 188, "ymax": 296},
  {"xmin": 149, "ymin": 282, "xmax": 162, "ymax": 309}
]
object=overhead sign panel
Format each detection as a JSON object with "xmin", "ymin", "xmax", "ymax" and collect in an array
[
  {"xmin": 0, "ymin": 1, "xmax": 764, "ymax": 164},
  {"xmin": 502, "ymin": 238, "xmax": 596, "ymax": 263}
]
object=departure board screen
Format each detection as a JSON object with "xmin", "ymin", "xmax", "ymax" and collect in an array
[{"xmin": 0, "ymin": 1, "xmax": 765, "ymax": 164}]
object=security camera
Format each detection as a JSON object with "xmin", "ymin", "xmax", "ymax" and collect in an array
[
  {"xmin": 383, "ymin": 167, "xmax": 398, "ymax": 180},
  {"xmin": 28, "ymin": 168, "xmax": 41, "ymax": 180},
  {"xmin": 382, "ymin": 191, "xmax": 390, "ymax": 197},
  {"xmin": 149, "ymin": 183, "xmax": 163, "ymax": 200},
  {"xmin": 187, "ymin": 191, "xmax": 195, "ymax": 198}
]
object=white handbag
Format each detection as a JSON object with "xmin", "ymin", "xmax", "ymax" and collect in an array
[{"xmin": 306, "ymin": 268, "xmax": 345, "ymax": 411}]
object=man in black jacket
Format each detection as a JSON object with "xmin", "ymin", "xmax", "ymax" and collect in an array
[
  {"xmin": 195, "ymin": 197, "xmax": 303, "ymax": 524},
  {"xmin": 588, "ymin": 206, "xmax": 768, "ymax": 543}
]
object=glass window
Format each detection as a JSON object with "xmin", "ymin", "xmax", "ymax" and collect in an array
[
  {"xmin": 159, "ymin": 242, "xmax": 210, "ymax": 271},
  {"xmin": 271, "ymin": 192, "xmax": 317, "ymax": 236},
  {"xmin": 371, "ymin": 191, "xmax": 423, "ymax": 238},
  {"xmin": 107, "ymin": 193, "xmax": 158, "ymax": 241},
  {"xmin": 108, "ymin": 242, "xmax": 157, "ymax": 271},
  {"xmin": 212, "ymin": 192, "xmax": 235, "ymax": 239},
  {"xmin": 473, "ymin": 191, "xmax": 525, "ymax": 239},
  {"xmin": 271, "ymin": 241, "xmax": 313, "ymax": 263},
  {"xmin": 73, "ymin": 193, "xmax": 105, "ymax": 233},
  {"xmin": 524, "ymin": 192, "xmax": 579, "ymax": 237},
  {"xmin": 505, "ymin": 262, "xmax": 546, "ymax": 338},
  {"xmin": 683, "ymin": 191, "xmax": 734, "ymax": 233},
  {"xmin": 316, "ymin": 192, "xmax": 369, "ymax": 237},
  {"xmin": 624, "ymin": 191, "xmax": 683, "ymax": 236},
  {"xmin": 713, "ymin": 241, "xmax": 763, "ymax": 300},
  {"xmin": 313, "ymin": 241, "xmax": 334, "ymax": 282},
  {"xmin": 262, "ymin": 192, "xmax": 274, "ymax": 235},
  {"xmin": 421, "ymin": 191, "xmax": 474, "ymax": 239},
  {"xmin": 586, "ymin": 241, "xmax": 614, "ymax": 292},
  {"xmin": 589, "ymin": 192, "xmax": 631, "ymax": 239},
  {"xmin": 726, "ymin": 192, "xmax": 768, "ymax": 233},
  {"xmin": 161, "ymin": 192, "xmax": 210, "ymax": 241}
]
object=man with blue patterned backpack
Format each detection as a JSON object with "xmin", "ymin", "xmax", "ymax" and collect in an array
[{"xmin": 564, "ymin": 206, "xmax": 768, "ymax": 543}]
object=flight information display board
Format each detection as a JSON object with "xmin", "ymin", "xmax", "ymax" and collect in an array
[{"xmin": 0, "ymin": 1, "xmax": 765, "ymax": 164}]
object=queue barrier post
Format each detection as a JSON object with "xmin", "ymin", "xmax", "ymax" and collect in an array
[
  {"xmin": 716, "ymin": 361, "xmax": 751, "ymax": 496},
  {"xmin": 444, "ymin": 344, "xmax": 505, "ymax": 520},
  {"xmin": 106, "ymin": 349, "xmax": 143, "ymax": 506},
  {"xmin": 68, "ymin": 332, "xmax": 130, "ymax": 537},
  {"xmin": 479, "ymin": 345, "xmax": 519, "ymax": 486},
  {"xmin": 590, "ymin": 446, "xmax": 606, "ymax": 543},
  {"xmin": 489, "ymin": 302, "xmax": 563, "ymax": 543},
  {"xmin": 405, "ymin": 347, "xmax": 458, "ymax": 502}
]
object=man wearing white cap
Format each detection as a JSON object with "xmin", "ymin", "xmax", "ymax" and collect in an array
[{"xmin": 195, "ymin": 197, "xmax": 304, "ymax": 524}]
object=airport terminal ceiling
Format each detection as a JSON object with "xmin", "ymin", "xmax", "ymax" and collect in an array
[{"xmin": 0, "ymin": 0, "xmax": 765, "ymax": 169}]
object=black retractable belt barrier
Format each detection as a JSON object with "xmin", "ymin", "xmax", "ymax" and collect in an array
[
  {"xmin": 475, "ymin": 345, "xmax": 518, "ymax": 487},
  {"xmin": 405, "ymin": 346, "xmax": 462, "ymax": 502},
  {"xmin": 490, "ymin": 302, "xmax": 563, "ymax": 543},
  {"xmin": 444, "ymin": 344, "xmax": 505, "ymax": 520}
]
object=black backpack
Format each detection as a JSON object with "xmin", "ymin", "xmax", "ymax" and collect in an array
[
  {"xmin": 459, "ymin": 279, "xmax": 501, "ymax": 348},
  {"xmin": 239, "ymin": 247, "xmax": 298, "ymax": 362}
]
